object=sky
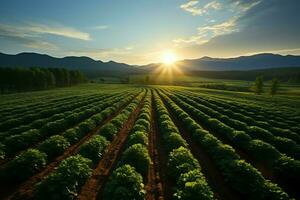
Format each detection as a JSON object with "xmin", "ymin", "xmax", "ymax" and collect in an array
[{"xmin": 0, "ymin": 0, "xmax": 299, "ymax": 65}]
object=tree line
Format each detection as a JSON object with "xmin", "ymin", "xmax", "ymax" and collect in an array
[
  {"xmin": 253, "ymin": 76, "xmax": 279, "ymax": 96},
  {"xmin": 0, "ymin": 67, "xmax": 87, "ymax": 93}
]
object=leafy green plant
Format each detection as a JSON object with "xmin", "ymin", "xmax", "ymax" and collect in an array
[
  {"xmin": 167, "ymin": 147, "xmax": 200, "ymax": 179},
  {"xmin": 103, "ymin": 164, "xmax": 145, "ymax": 200},
  {"xmin": 100, "ymin": 123, "xmax": 118, "ymax": 141},
  {"xmin": 38, "ymin": 135, "xmax": 70, "ymax": 160},
  {"xmin": 78, "ymin": 135, "xmax": 109, "ymax": 164},
  {"xmin": 127, "ymin": 131, "xmax": 148, "ymax": 147},
  {"xmin": 174, "ymin": 169, "xmax": 214, "ymax": 200},
  {"xmin": 35, "ymin": 155, "xmax": 92, "ymax": 200},
  {"xmin": 2, "ymin": 149, "xmax": 47, "ymax": 182},
  {"xmin": 120, "ymin": 144, "xmax": 151, "ymax": 176}
]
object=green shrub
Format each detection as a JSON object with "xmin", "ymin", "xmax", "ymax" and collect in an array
[
  {"xmin": 62, "ymin": 128, "xmax": 83, "ymax": 144},
  {"xmin": 273, "ymin": 155, "xmax": 300, "ymax": 186},
  {"xmin": 78, "ymin": 120, "xmax": 96, "ymax": 133},
  {"xmin": 120, "ymin": 144, "xmax": 151, "ymax": 176},
  {"xmin": 167, "ymin": 147, "xmax": 200, "ymax": 179},
  {"xmin": 247, "ymin": 140, "xmax": 280, "ymax": 162},
  {"xmin": 35, "ymin": 155, "xmax": 92, "ymax": 200},
  {"xmin": 100, "ymin": 123, "xmax": 118, "ymax": 141},
  {"xmin": 38, "ymin": 135, "xmax": 70, "ymax": 160},
  {"xmin": 3, "ymin": 149, "xmax": 47, "ymax": 182},
  {"xmin": 221, "ymin": 159, "xmax": 265, "ymax": 195},
  {"xmin": 3, "ymin": 129, "xmax": 41, "ymax": 155},
  {"xmin": 103, "ymin": 164, "xmax": 145, "ymax": 200},
  {"xmin": 127, "ymin": 131, "xmax": 148, "ymax": 147},
  {"xmin": 78, "ymin": 135, "xmax": 109, "ymax": 164},
  {"xmin": 135, "ymin": 119, "xmax": 150, "ymax": 131},
  {"xmin": 132, "ymin": 124, "xmax": 147, "ymax": 132},
  {"xmin": 164, "ymin": 132, "xmax": 187, "ymax": 152},
  {"xmin": 174, "ymin": 169, "xmax": 214, "ymax": 200}
]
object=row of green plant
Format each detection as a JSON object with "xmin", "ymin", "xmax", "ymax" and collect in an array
[
  {"xmin": 0, "ymin": 93, "xmax": 114, "ymax": 132},
  {"xmin": 102, "ymin": 90, "xmax": 152, "ymax": 200},
  {"xmin": 154, "ymin": 91, "xmax": 214, "ymax": 200},
  {"xmin": 0, "ymin": 93, "xmax": 93, "ymax": 122},
  {"xmin": 0, "ymin": 93, "xmax": 79, "ymax": 117},
  {"xmin": 180, "ymin": 91, "xmax": 300, "ymax": 144},
  {"xmin": 0, "ymin": 92, "xmax": 138, "ymax": 186},
  {"xmin": 0, "ymin": 92, "xmax": 129, "ymax": 158},
  {"xmin": 175, "ymin": 92, "xmax": 300, "ymax": 160},
  {"xmin": 0, "ymin": 93, "xmax": 115, "ymax": 139},
  {"xmin": 164, "ymin": 91, "xmax": 300, "ymax": 198},
  {"xmin": 159, "ymin": 90, "xmax": 290, "ymax": 199},
  {"xmin": 193, "ymin": 91, "xmax": 300, "ymax": 131},
  {"xmin": 32, "ymin": 91, "xmax": 146, "ymax": 199}
]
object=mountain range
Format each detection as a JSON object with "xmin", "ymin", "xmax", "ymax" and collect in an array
[{"xmin": 1, "ymin": 52, "xmax": 300, "ymax": 77}]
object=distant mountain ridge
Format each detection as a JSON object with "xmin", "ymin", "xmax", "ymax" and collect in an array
[
  {"xmin": 143, "ymin": 53, "xmax": 300, "ymax": 71},
  {"xmin": 1, "ymin": 52, "xmax": 300, "ymax": 77},
  {"xmin": 0, "ymin": 52, "xmax": 142, "ymax": 77}
]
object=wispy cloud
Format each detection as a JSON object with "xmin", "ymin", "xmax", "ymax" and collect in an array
[
  {"xmin": 0, "ymin": 22, "xmax": 91, "ymax": 41},
  {"xmin": 180, "ymin": 0, "xmax": 222, "ymax": 16},
  {"xmin": 25, "ymin": 23, "xmax": 91, "ymax": 40},
  {"xmin": 91, "ymin": 25, "xmax": 109, "ymax": 30},
  {"xmin": 0, "ymin": 23, "xmax": 58, "ymax": 50},
  {"xmin": 173, "ymin": 17, "xmax": 238, "ymax": 45}
]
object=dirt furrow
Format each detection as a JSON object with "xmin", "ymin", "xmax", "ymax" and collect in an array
[
  {"xmin": 4, "ymin": 96, "xmax": 136, "ymax": 200},
  {"xmin": 159, "ymin": 91, "xmax": 241, "ymax": 200},
  {"xmin": 77, "ymin": 98, "xmax": 145, "ymax": 200},
  {"xmin": 145, "ymin": 92, "xmax": 164, "ymax": 200},
  {"xmin": 151, "ymin": 92, "xmax": 174, "ymax": 200}
]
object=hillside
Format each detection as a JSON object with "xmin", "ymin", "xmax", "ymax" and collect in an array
[
  {"xmin": 0, "ymin": 52, "xmax": 143, "ymax": 77},
  {"xmin": 144, "ymin": 53, "xmax": 300, "ymax": 71},
  {"xmin": 1, "ymin": 52, "xmax": 300, "ymax": 80}
]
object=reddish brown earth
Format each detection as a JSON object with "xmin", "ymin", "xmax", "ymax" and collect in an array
[
  {"xmin": 151, "ymin": 93, "xmax": 174, "ymax": 200},
  {"xmin": 159, "ymin": 91, "xmax": 241, "ymax": 200},
  {"xmin": 77, "ymin": 97, "xmax": 145, "ymax": 200},
  {"xmin": 3, "ymin": 96, "xmax": 136, "ymax": 200},
  {"xmin": 145, "ymin": 96, "xmax": 164, "ymax": 200}
]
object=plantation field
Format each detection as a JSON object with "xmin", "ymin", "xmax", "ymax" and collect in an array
[{"xmin": 0, "ymin": 83, "xmax": 299, "ymax": 200}]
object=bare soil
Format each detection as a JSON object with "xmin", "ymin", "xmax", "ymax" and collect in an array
[{"xmin": 77, "ymin": 97, "xmax": 145, "ymax": 200}]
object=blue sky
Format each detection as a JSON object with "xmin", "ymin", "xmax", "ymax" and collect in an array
[{"xmin": 0, "ymin": 0, "xmax": 299, "ymax": 64}]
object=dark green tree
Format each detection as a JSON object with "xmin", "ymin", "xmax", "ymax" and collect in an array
[
  {"xmin": 253, "ymin": 75, "xmax": 264, "ymax": 94},
  {"xmin": 270, "ymin": 78, "xmax": 279, "ymax": 96}
]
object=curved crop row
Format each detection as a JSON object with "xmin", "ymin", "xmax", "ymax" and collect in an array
[
  {"xmin": 181, "ymin": 90, "xmax": 300, "ymax": 140},
  {"xmin": 158, "ymin": 90, "xmax": 290, "ymax": 199},
  {"xmin": 174, "ymin": 92, "xmax": 300, "ymax": 160},
  {"xmin": 189, "ymin": 91, "xmax": 299, "ymax": 132},
  {"xmin": 153, "ymin": 91, "xmax": 214, "ymax": 200},
  {"xmin": 102, "ymin": 91, "xmax": 152, "ymax": 200},
  {"xmin": 0, "ymin": 93, "xmax": 117, "ymax": 133},
  {"xmin": 0, "ymin": 92, "xmax": 137, "ymax": 186},
  {"xmin": 0, "ymin": 93, "xmax": 116, "ymax": 139},
  {"xmin": 0, "ymin": 92, "xmax": 131, "ymax": 158},
  {"xmin": 32, "ymin": 91, "xmax": 146, "ymax": 200},
  {"xmin": 165, "ymin": 91, "xmax": 300, "ymax": 192}
]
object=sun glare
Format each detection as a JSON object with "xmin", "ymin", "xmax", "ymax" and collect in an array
[{"xmin": 162, "ymin": 51, "xmax": 177, "ymax": 65}]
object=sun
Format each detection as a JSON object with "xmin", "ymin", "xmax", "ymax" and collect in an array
[{"xmin": 162, "ymin": 51, "xmax": 177, "ymax": 65}]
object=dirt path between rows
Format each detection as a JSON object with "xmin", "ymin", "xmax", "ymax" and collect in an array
[
  {"xmin": 159, "ymin": 91, "xmax": 241, "ymax": 200},
  {"xmin": 77, "ymin": 97, "xmax": 145, "ymax": 200},
  {"xmin": 152, "ymin": 92, "xmax": 174, "ymax": 200},
  {"xmin": 0, "ymin": 94, "xmax": 119, "ymax": 167},
  {"xmin": 4, "ymin": 95, "xmax": 137, "ymax": 200},
  {"xmin": 170, "ymin": 93, "xmax": 300, "ymax": 198},
  {"xmin": 145, "ymin": 93, "xmax": 164, "ymax": 200}
]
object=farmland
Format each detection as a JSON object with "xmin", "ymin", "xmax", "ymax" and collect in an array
[{"xmin": 0, "ymin": 84, "xmax": 299, "ymax": 200}]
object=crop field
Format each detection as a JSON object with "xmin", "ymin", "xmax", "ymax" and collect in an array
[{"xmin": 0, "ymin": 84, "xmax": 299, "ymax": 200}]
